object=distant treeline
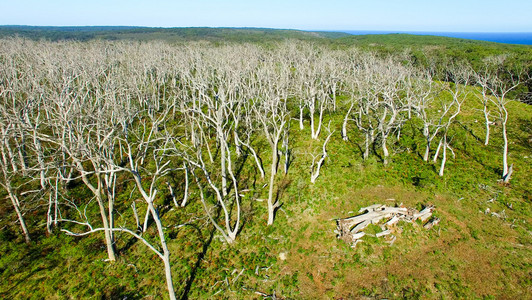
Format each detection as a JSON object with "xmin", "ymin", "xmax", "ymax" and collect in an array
[
  {"xmin": 1, "ymin": 26, "xmax": 530, "ymax": 101},
  {"xmin": 0, "ymin": 25, "xmax": 348, "ymax": 43}
]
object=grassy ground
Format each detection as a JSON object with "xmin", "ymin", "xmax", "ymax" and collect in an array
[{"xmin": 1, "ymin": 96, "xmax": 531, "ymax": 299}]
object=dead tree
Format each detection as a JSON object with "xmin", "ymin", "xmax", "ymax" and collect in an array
[
  {"xmin": 253, "ymin": 74, "xmax": 290, "ymax": 226},
  {"xmin": 432, "ymin": 68, "xmax": 470, "ymax": 176},
  {"xmin": 475, "ymin": 58, "xmax": 525, "ymax": 182},
  {"xmin": 292, "ymin": 46, "xmax": 330, "ymax": 140},
  {"xmin": 177, "ymin": 49, "xmax": 250, "ymax": 242},
  {"xmin": 373, "ymin": 58, "xmax": 412, "ymax": 165},
  {"xmin": 119, "ymin": 130, "xmax": 178, "ymax": 299},
  {"xmin": 310, "ymin": 125, "xmax": 334, "ymax": 183},
  {"xmin": 0, "ymin": 117, "xmax": 31, "ymax": 243},
  {"xmin": 408, "ymin": 74, "xmax": 449, "ymax": 162}
]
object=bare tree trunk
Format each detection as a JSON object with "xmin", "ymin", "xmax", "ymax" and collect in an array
[
  {"xmin": 311, "ymin": 99, "xmax": 325, "ymax": 140},
  {"xmin": 47, "ymin": 192, "xmax": 53, "ymax": 234},
  {"xmin": 193, "ymin": 173, "xmax": 234, "ymax": 243},
  {"xmin": 310, "ymin": 130, "xmax": 334, "ymax": 183},
  {"xmin": 423, "ymin": 143, "xmax": 431, "ymax": 162},
  {"xmin": 181, "ymin": 162, "xmax": 189, "ymax": 207},
  {"xmin": 433, "ymin": 139, "xmax": 442, "ymax": 164},
  {"xmin": 316, "ymin": 101, "xmax": 324, "ymax": 139},
  {"xmin": 501, "ymin": 114, "xmax": 510, "ymax": 181},
  {"xmin": 382, "ymin": 133, "xmax": 389, "ymax": 165},
  {"xmin": 224, "ymin": 143, "xmax": 241, "ymax": 241},
  {"xmin": 167, "ymin": 181, "xmax": 179, "ymax": 207},
  {"xmin": 504, "ymin": 164, "xmax": 513, "ymax": 183},
  {"xmin": 439, "ymin": 136, "xmax": 447, "ymax": 176},
  {"xmin": 484, "ymin": 107, "xmax": 491, "ymax": 146},
  {"xmin": 132, "ymin": 201, "xmax": 140, "ymax": 231},
  {"xmin": 33, "ymin": 132, "xmax": 47, "ymax": 189},
  {"xmin": 15, "ymin": 130, "xmax": 27, "ymax": 173},
  {"xmin": 4, "ymin": 134, "xmax": 17, "ymax": 173},
  {"xmin": 283, "ymin": 130, "xmax": 290, "ymax": 175},
  {"xmin": 299, "ymin": 106, "xmax": 304, "ymax": 130},
  {"xmin": 96, "ymin": 193, "xmax": 116, "ymax": 262},
  {"xmin": 219, "ymin": 130, "xmax": 228, "ymax": 198},
  {"xmin": 148, "ymin": 202, "xmax": 177, "ymax": 300},
  {"xmin": 423, "ymin": 124, "xmax": 431, "ymax": 162},
  {"xmin": 143, "ymin": 205, "xmax": 151, "ymax": 232},
  {"xmin": 342, "ymin": 103, "xmax": 354, "ymax": 141},
  {"xmin": 54, "ymin": 177, "xmax": 59, "ymax": 228},
  {"xmin": 81, "ymin": 172, "xmax": 116, "ymax": 262},
  {"xmin": 240, "ymin": 139, "xmax": 265, "ymax": 179},
  {"xmin": 234, "ymin": 130, "xmax": 241, "ymax": 157},
  {"xmin": 363, "ymin": 131, "xmax": 373, "ymax": 160},
  {"xmin": 6, "ymin": 184, "xmax": 31, "ymax": 244},
  {"xmin": 104, "ymin": 172, "xmax": 117, "ymax": 247},
  {"xmin": 267, "ymin": 141, "xmax": 279, "ymax": 226},
  {"xmin": 309, "ymin": 102, "xmax": 316, "ymax": 138}
]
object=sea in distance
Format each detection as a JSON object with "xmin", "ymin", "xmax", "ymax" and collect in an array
[{"xmin": 339, "ymin": 30, "xmax": 532, "ymax": 45}]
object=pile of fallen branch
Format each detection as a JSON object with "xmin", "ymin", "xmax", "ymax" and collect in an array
[{"xmin": 336, "ymin": 204, "xmax": 440, "ymax": 248}]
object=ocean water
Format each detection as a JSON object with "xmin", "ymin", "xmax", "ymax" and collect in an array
[{"xmin": 340, "ymin": 31, "xmax": 532, "ymax": 45}]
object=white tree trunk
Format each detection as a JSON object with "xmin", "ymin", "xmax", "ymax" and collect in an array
[
  {"xmin": 433, "ymin": 139, "xmax": 442, "ymax": 164},
  {"xmin": 267, "ymin": 141, "xmax": 279, "ymax": 226},
  {"xmin": 501, "ymin": 118, "xmax": 509, "ymax": 180},
  {"xmin": 96, "ymin": 194, "xmax": 116, "ymax": 262},
  {"xmin": 311, "ymin": 101, "xmax": 324, "ymax": 140},
  {"xmin": 439, "ymin": 137, "xmax": 447, "ymax": 176},
  {"xmin": 363, "ymin": 131, "xmax": 373, "ymax": 160},
  {"xmin": 47, "ymin": 192, "xmax": 53, "ymax": 234},
  {"xmin": 148, "ymin": 202, "xmax": 177, "ymax": 300},
  {"xmin": 423, "ymin": 142, "xmax": 431, "ymax": 162},
  {"xmin": 504, "ymin": 164, "xmax": 513, "ymax": 183},
  {"xmin": 484, "ymin": 110, "xmax": 491, "ymax": 146},
  {"xmin": 283, "ymin": 132, "xmax": 290, "ymax": 175},
  {"xmin": 33, "ymin": 132, "xmax": 47, "ymax": 189},
  {"xmin": 299, "ymin": 106, "xmax": 304, "ymax": 130},
  {"xmin": 143, "ymin": 205, "xmax": 151, "ymax": 232},
  {"xmin": 382, "ymin": 133, "xmax": 389, "ymax": 165},
  {"xmin": 132, "ymin": 201, "xmax": 140, "ymax": 231},
  {"xmin": 234, "ymin": 130, "xmax": 241, "ymax": 157},
  {"xmin": 241, "ymin": 140, "xmax": 265, "ymax": 179},
  {"xmin": 342, "ymin": 103, "xmax": 354, "ymax": 141},
  {"xmin": 6, "ymin": 184, "xmax": 31, "ymax": 243},
  {"xmin": 80, "ymin": 171, "xmax": 116, "ymax": 262},
  {"xmin": 309, "ymin": 103, "xmax": 316, "ymax": 138},
  {"xmin": 180, "ymin": 162, "xmax": 189, "ymax": 207},
  {"xmin": 310, "ymin": 131, "xmax": 333, "ymax": 183},
  {"xmin": 219, "ymin": 130, "xmax": 228, "ymax": 198}
]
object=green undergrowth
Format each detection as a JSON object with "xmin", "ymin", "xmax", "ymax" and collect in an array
[{"xmin": 1, "ymin": 96, "xmax": 531, "ymax": 299}]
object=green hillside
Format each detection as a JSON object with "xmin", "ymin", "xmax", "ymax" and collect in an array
[
  {"xmin": 0, "ymin": 26, "xmax": 350, "ymax": 42},
  {"xmin": 0, "ymin": 35, "xmax": 531, "ymax": 300}
]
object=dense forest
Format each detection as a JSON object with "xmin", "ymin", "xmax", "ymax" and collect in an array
[
  {"xmin": 0, "ymin": 29, "xmax": 531, "ymax": 299},
  {"xmin": 0, "ymin": 26, "xmax": 349, "ymax": 42}
]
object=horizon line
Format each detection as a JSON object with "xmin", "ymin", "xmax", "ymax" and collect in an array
[{"xmin": 1, "ymin": 25, "xmax": 532, "ymax": 34}]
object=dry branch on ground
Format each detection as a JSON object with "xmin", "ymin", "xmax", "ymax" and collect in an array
[{"xmin": 336, "ymin": 204, "xmax": 438, "ymax": 247}]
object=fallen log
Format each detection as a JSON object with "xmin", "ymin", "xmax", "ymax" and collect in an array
[
  {"xmin": 413, "ymin": 205, "xmax": 435, "ymax": 221},
  {"xmin": 386, "ymin": 215, "xmax": 400, "ymax": 226},
  {"xmin": 358, "ymin": 204, "xmax": 385, "ymax": 213},
  {"xmin": 336, "ymin": 204, "xmax": 438, "ymax": 248},
  {"xmin": 337, "ymin": 206, "xmax": 408, "ymax": 236},
  {"xmin": 351, "ymin": 220, "xmax": 371, "ymax": 234},
  {"xmin": 423, "ymin": 217, "xmax": 440, "ymax": 230},
  {"xmin": 376, "ymin": 229, "xmax": 391, "ymax": 237}
]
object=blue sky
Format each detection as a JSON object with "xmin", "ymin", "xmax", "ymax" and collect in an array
[{"xmin": 1, "ymin": 0, "xmax": 531, "ymax": 32}]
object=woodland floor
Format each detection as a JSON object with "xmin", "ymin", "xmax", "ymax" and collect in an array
[{"xmin": 1, "ymin": 99, "xmax": 531, "ymax": 299}]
